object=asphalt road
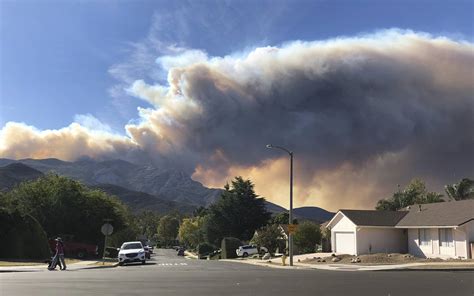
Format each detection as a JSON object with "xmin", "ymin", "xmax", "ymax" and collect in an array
[{"xmin": 1, "ymin": 249, "xmax": 473, "ymax": 296}]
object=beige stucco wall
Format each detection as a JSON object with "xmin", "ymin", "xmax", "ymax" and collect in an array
[
  {"xmin": 407, "ymin": 227, "xmax": 468, "ymax": 259},
  {"xmin": 331, "ymin": 214, "xmax": 356, "ymax": 232},
  {"xmin": 464, "ymin": 221, "xmax": 474, "ymax": 242},
  {"xmin": 330, "ymin": 214, "xmax": 356, "ymax": 254},
  {"xmin": 463, "ymin": 220, "xmax": 474, "ymax": 258},
  {"xmin": 454, "ymin": 228, "xmax": 467, "ymax": 258},
  {"xmin": 356, "ymin": 228, "xmax": 406, "ymax": 255}
]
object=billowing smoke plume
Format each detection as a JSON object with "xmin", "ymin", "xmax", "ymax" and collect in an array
[{"xmin": 1, "ymin": 30, "xmax": 473, "ymax": 210}]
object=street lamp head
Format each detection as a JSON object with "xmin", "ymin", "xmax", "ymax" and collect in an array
[{"xmin": 266, "ymin": 144, "xmax": 273, "ymax": 148}]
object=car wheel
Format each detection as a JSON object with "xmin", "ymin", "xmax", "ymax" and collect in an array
[
  {"xmin": 141, "ymin": 260, "xmax": 146, "ymax": 265},
  {"xmin": 118, "ymin": 262, "xmax": 124, "ymax": 266},
  {"xmin": 243, "ymin": 252, "xmax": 248, "ymax": 257}
]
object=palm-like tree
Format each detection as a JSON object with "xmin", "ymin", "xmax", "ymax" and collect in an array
[{"xmin": 445, "ymin": 178, "xmax": 474, "ymax": 200}]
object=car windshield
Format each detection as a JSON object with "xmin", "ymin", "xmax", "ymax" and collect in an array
[{"xmin": 122, "ymin": 243, "xmax": 142, "ymax": 250}]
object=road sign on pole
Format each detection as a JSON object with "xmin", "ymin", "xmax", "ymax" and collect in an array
[
  {"xmin": 288, "ymin": 224, "xmax": 298, "ymax": 234},
  {"xmin": 101, "ymin": 223, "xmax": 114, "ymax": 236},
  {"xmin": 101, "ymin": 223, "xmax": 114, "ymax": 263}
]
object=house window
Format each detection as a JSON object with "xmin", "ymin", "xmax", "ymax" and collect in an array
[
  {"xmin": 418, "ymin": 229, "xmax": 431, "ymax": 246},
  {"xmin": 439, "ymin": 228, "xmax": 454, "ymax": 247}
]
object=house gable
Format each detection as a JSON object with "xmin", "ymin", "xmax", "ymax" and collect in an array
[{"xmin": 329, "ymin": 212, "xmax": 357, "ymax": 232}]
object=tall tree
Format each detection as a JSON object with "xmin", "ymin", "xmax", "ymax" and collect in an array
[
  {"xmin": 269, "ymin": 212, "xmax": 297, "ymax": 225},
  {"xmin": 293, "ymin": 221, "xmax": 321, "ymax": 254},
  {"xmin": 178, "ymin": 216, "xmax": 206, "ymax": 248},
  {"xmin": 204, "ymin": 177, "xmax": 271, "ymax": 245},
  {"xmin": 135, "ymin": 211, "xmax": 161, "ymax": 241},
  {"xmin": 251, "ymin": 224, "xmax": 283, "ymax": 254},
  {"xmin": 157, "ymin": 214, "xmax": 180, "ymax": 243},
  {"xmin": 1, "ymin": 174, "xmax": 131, "ymax": 244},
  {"xmin": 445, "ymin": 178, "xmax": 474, "ymax": 200},
  {"xmin": 376, "ymin": 179, "xmax": 444, "ymax": 211}
]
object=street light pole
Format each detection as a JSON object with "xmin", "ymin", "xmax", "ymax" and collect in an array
[{"xmin": 266, "ymin": 144, "xmax": 294, "ymax": 266}]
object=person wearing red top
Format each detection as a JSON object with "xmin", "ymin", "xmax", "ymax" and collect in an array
[{"xmin": 52, "ymin": 237, "xmax": 66, "ymax": 270}]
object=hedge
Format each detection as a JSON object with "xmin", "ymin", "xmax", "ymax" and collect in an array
[
  {"xmin": 0, "ymin": 208, "xmax": 51, "ymax": 260},
  {"xmin": 197, "ymin": 243, "xmax": 215, "ymax": 259},
  {"xmin": 220, "ymin": 237, "xmax": 242, "ymax": 259}
]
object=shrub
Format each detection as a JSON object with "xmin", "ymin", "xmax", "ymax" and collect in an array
[
  {"xmin": 221, "ymin": 237, "xmax": 242, "ymax": 259},
  {"xmin": 197, "ymin": 243, "xmax": 215, "ymax": 258},
  {"xmin": 0, "ymin": 208, "xmax": 50, "ymax": 259}
]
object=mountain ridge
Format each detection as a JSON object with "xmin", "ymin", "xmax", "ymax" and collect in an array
[{"xmin": 0, "ymin": 158, "xmax": 334, "ymax": 222}]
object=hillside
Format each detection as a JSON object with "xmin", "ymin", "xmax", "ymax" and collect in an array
[
  {"xmin": 93, "ymin": 184, "xmax": 196, "ymax": 214},
  {"xmin": 3, "ymin": 158, "xmax": 222, "ymax": 206},
  {"xmin": 293, "ymin": 206, "xmax": 334, "ymax": 222},
  {"xmin": 0, "ymin": 158, "xmax": 334, "ymax": 221},
  {"xmin": 0, "ymin": 163, "xmax": 43, "ymax": 191}
]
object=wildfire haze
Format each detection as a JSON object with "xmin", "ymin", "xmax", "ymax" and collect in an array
[{"xmin": 1, "ymin": 30, "xmax": 473, "ymax": 211}]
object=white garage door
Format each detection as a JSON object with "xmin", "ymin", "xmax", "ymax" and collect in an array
[{"xmin": 335, "ymin": 232, "xmax": 356, "ymax": 255}]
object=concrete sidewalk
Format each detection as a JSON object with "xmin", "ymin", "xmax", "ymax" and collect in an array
[
  {"xmin": 0, "ymin": 260, "xmax": 118, "ymax": 273},
  {"xmin": 222, "ymin": 258, "xmax": 474, "ymax": 272}
]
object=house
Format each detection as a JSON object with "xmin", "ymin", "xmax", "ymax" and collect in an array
[
  {"xmin": 326, "ymin": 209, "xmax": 408, "ymax": 255},
  {"xmin": 326, "ymin": 200, "xmax": 474, "ymax": 259}
]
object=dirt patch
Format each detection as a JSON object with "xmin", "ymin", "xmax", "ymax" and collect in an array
[
  {"xmin": 88, "ymin": 261, "xmax": 117, "ymax": 267},
  {"xmin": 303, "ymin": 253, "xmax": 426, "ymax": 265}
]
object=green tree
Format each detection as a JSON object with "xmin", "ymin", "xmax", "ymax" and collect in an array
[
  {"xmin": 204, "ymin": 177, "xmax": 271, "ymax": 245},
  {"xmin": 270, "ymin": 212, "xmax": 288, "ymax": 225},
  {"xmin": 157, "ymin": 214, "xmax": 180, "ymax": 243},
  {"xmin": 193, "ymin": 206, "xmax": 209, "ymax": 217},
  {"xmin": 135, "ymin": 211, "xmax": 161, "ymax": 241},
  {"xmin": 2, "ymin": 174, "xmax": 131, "ymax": 244},
  {"xmin": 293, "ymin": 221, "xmax": 321, "ymax": 254},
  {"xmin": 251, "ymin": 224, "xmax": 283, "ymax": 254},
  {"xmin": 178, "ymin": 216, "xmax": 206, "ymax": 248},
  {"xmin": 269, "ymin": 212, "xmax": 297, "ymax": 225},
  {"xmin": 445, "ymin": 178, "xmax": 474, "ymax": 200},
  {"xmin": 376, "ymin": 179, "xmax": 444, "ymax": 211}
]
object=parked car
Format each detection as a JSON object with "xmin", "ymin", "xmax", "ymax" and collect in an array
[
  {"xmin": 117, "ymin": 241, "xmax": 147, "ymax": 266},
  {"xmin": 236, "ymin": 245, "xmax": 268, "ymax": 257},
  {"xmin": 48, "ymin": 239, "xmax": 98, "ymax": 259}
]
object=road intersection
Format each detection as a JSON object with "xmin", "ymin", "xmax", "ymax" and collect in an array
[{"xmin": 1, "ymin": 249, "xmax": 472, "ymax": 296}]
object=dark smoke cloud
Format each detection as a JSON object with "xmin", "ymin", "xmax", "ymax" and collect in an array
[{"xmin": 1, "ymin": 30, "xmax": 473, "ymax": 210}]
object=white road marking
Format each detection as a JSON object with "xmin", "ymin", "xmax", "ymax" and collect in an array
[{"xmin": 157, "ymin": 262, "xmax": 188, "ymax": 266}]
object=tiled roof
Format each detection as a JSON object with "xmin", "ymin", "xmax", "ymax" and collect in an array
[
  {"xmin": 395, "ymin": 199, "xmax": 474, "ymax": 227},
  {"xmin": 340, "ymin": 209, "xmax": 408, "ymax": 227}
]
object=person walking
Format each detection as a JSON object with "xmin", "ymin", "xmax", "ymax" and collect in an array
[{"xmin": 54, "ymin": 237, "xmax": 66, "ymax": 270}]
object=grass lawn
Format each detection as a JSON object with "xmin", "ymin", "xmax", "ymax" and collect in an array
[
  {"xmin": 0, "ymin": 261, "xmax": 43, "ymax": 266},
  {"xmin": 0, "ymin": 258, "xmax": 87, "ymax": 267}
]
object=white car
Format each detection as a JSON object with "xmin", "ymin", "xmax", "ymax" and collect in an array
[
  {"xmin": 236, "ymin": 245, "xmax": 268, "ymax": 257},
  {"xmin": 118, "ymin": 241, "xmax": 147, "ymax": 265}
]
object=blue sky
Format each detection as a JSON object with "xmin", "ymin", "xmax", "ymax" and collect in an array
[{"xmin": 1, "ymin": 0, "xmax": 473, "ymax": 132}]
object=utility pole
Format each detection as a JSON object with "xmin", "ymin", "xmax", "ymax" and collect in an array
[{"xmin": 266, "ymin": 144, "xmax": 294, "ymax": 266}]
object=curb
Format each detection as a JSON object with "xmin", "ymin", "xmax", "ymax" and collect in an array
[
  {"xmin": 184, "ymin": 251, "xmax": 198, "ymax": 259},
  {"xmin": 79, "ymin": 263, "xmax": 119, "ymax": 270},
  {"xmin": 219, "ymin": 259, "xmax": 474, "ymax": 272},
  {"xmin": 219, "ymin": 259, "xmax": 311, "ymax": 270},
  {"xmin": 0, "ymin": 262, "xmax": 119, "ymax": 273}
]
